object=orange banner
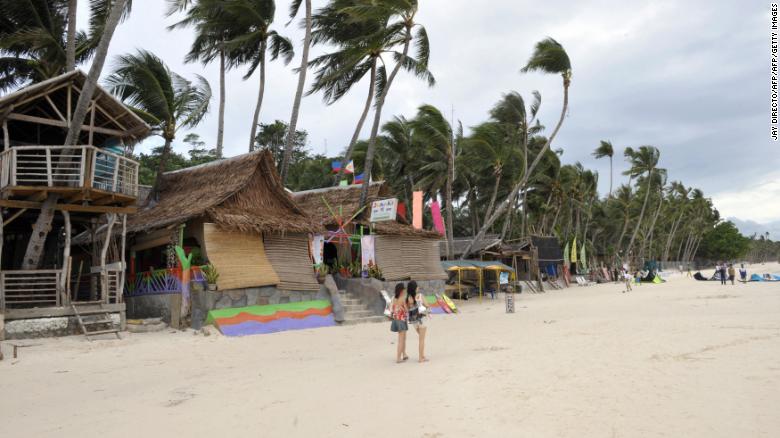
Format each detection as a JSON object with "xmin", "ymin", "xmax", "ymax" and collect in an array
[{"xmin": 412, "ymin": 191, "xmax": 423, "ymax": 229}]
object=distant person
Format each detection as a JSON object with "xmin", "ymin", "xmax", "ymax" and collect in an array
[
  {"xmin": 406, "ymin": 281, "xmax": 429, "ymax": 363},
  {"xmin": 390, "ymin": 283, "xmax": 409, "ymax": 363},
  {"xmin": 622, "ymin": 269, "xmax": 633, "ymax": 293},
  {"xmin": 719, "ymin": 264, "xmax": 727, "ymax": 285},
  {"xmin": 739, "ymin": 264, "xmax": 747, "ymax": 282},
  {"xmin": 727, "ymin": 264, "xmax": 736, "ymax": 285}
]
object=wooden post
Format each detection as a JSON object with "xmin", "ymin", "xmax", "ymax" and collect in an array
[
  {"xmin": 0, "ymin": 210, "xmax": 4, "ymax": 312},
  {"xmin": 88, "ymin": 102, "xmax": 95, "ymax": 147},
  {"xmin": 100, "ymin": 213, "xmax": 116, "ymax": 303},
  {"xmin": 60, "ymin": 211, "xmax": 71, "ymax": 304},
  {"xmin": 66, "ymin": 84, "xmax": 71, "ymax": 124},
  {"xmin": 45, "ymin": 147, "xmax": 53, "ymax": 186},
  {"xmin": 2, "ymin": 120, "xmax": 8, "ymax": 151},
  {"xmin": 119, "ymin": 214, "xmax": 126, "ymax": 304}
]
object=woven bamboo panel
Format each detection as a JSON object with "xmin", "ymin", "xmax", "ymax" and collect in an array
[
  {"xmin": 374, "ymin": 236, "xmax": 447, "ymax": 281},
  {"xmin": 264, "ymin": 233, "xmax": 320, "ymax": 291},
  {"xmin": 203, "ymin": 223, "xmax": 280, "ymax": 290}
]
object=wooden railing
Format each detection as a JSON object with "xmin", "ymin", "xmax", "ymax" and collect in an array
[
  {"xmin": 124, "ymin": 266, "xmax": 207, "ymax": 297},
  {"xmin": 0, "ymin": 269, "xmax": 62, "ymax": 310},
  {"xmin": 0, "ymin": 145, "xmax": 139, "ymax": 197}
]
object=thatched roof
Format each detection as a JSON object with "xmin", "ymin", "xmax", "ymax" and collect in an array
[
  {"xmin": 292, "ymin": 183, "xmax": 441, "ymax": 238},
  {"xmin": 128, "ymin": 150, "xmax": 316, "ymax": 234}
]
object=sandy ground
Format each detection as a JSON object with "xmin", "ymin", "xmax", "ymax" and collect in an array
[{"xmin": 1, "ymin": 264, "xmax": 780, "ymax": 438}]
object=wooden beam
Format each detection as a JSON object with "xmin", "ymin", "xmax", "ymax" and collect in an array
[
  {"xmin": 2, "ymin": 208, "xmax": 27, "ymax": 227},
  {"xmin": 7, "ymin": 82, "xmax": 71, "ymax": 110},
  {"xmin": 44, "ymin": 95, "xmax": 66, "ymax": 122},
  {"xmin": 100, "ymin": 213, "xmax": 116, "ymax": 303},
  {"xmin": 6, "ymin": 113, "xmax": 128, "ymax": 138},
  {"xmin": 67, "ymin": 84, "xmax": 71, "ymax": 124},
  {"xmin": 2, "ymin": 119, "xmax": 8, "ymax": 151},
  {"xmin": 0, "ymin": 199, "xmax": 136, "ymax": 214}
]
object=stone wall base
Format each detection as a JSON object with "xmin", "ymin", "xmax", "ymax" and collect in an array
[{"xmin": 3, "ymin": 314, "xmax": 120, "ymax": 340}]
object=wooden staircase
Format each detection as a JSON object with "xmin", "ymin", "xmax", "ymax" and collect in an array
[{"xmin": 71, "ymin": 302, "xmax": 121, "ymax": 340}]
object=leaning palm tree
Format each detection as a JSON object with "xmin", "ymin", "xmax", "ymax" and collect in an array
[
  {"xmin": 592, "ymin": 140, "xmax": 614, "ymax": 197},
  {"xmin": 352, "ymin": 0, "xmax": 434, "ymax": 207},
  {"xmin": 105, "ymin": 50, "xmax": 211, "ymax": 197},
  {"xmin": 307, "ymin": 0, "xmax": 391, "ymax": 184},
  {"xmin": 21, "ymin": 0, "xmax": 130, "ymax": 269},
  {"xmin": 462, "ymin": 37, "xmax": 572, "ymax": 258},
  {"xmin": 280, "ymin": 0, "xmax": 312, "ymax": 183},
  {"xmin": 623, "ymin": 145, "xmax": 665, "ymax": 259}
]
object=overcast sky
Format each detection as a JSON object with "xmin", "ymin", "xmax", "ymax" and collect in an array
[{"xmin": 75, "ymin": 1, "xmax": 777, "ymax": 235}]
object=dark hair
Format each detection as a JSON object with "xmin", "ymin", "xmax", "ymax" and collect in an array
[
  {"xmin": 407, "ymin": 280, "xmax": 418, "ymax": 296},
  {"xmin": 394, "ymin": 283, "xmax": 406, "ymax": 299}
]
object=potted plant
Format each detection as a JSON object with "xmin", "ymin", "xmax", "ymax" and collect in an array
[
  {"xmin": 203, "ymin": 263, "xmax": 219, "ymax": 291},
  {"xmin": 315, "ymin": 264, "xmax": 328, "ymax": 283}
]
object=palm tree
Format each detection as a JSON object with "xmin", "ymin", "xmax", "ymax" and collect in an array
[
  {"xmin": 66, "ymin": 0, "xmax": 77, "ymax": 70},
  {"xmin": 105, "ymin": 49, "xmax": 211, "ymax": 197},
  {"xmin": 413, "ymin": 105, "xmax": 456, "ymax": 258},
  {"xmin": 21, "ymin": 0, "xmax": 130, "ymax": 269},
  {"xmin": 221, "ymin": 0, "xmax": 294, "ymax": 152},
  {"xmin": 463, "ymin": 37, "xmax": 572, "ymax": 258},
  {"xmin": 354, "ymin": 0, "xmax": 434, "ymax": 207},
  {"xmin": 592, "ymin": 140, "xmax": 614, "ymax": 197},
  {"xmin": 307, "ymin": 0, "xmax": 391, "ymax": 184},
  {"xmin": 280, "ymin": 0, "xmax": 312, "ymax": 183},
  {"xmin": 0, "ymin": 0, "xmax": 94, "ymax": 91},
  {"xmin": 167, "ymin": 0, "xmax": 239, "ymax": 158},
  {"xmin": 377, "ymin": 115, "xmax": 419, "ymax": 214},
  {"xmin": 623, "ymin": 145, "xmax": 665, "ymax": 259}
]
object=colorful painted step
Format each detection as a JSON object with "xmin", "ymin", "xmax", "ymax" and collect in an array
[{"xmin": 206, "ymin": 300, "xmax": 335, "ymax": 336}]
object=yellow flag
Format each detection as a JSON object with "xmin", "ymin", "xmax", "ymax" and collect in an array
[{"xmin": 571, "ymin": 238, "xmax": 578, "ymax": 263}]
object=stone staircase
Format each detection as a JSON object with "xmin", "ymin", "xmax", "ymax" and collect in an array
[{"xmin": 338, "ymin": 290, "xmax": 386, "ymax": 325}]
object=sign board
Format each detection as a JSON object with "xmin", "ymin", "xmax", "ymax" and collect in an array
[
  {"xmin": 370, "ymin": 198, "xmax": 398, "ymax": 222},
  {"xmin": 505, "ymin": 292, "xmax": 515, "ymax": 313}
]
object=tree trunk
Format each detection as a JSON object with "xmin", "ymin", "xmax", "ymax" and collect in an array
[
  {"xmin": 608, "ymin": 155, "xmax": 613, "ymax": 197},
  {"xmin": 358, "ymin": 27, "xmax": 412, "ymax": 207},
  {"xmin": 445, "ymin": 149, "xmax": 455, "ymax": 259},
  {"xmin": 281, "ymin": 0, "xmax": 311, "ymax": 183},
  {"xmin": 248, "ymin": 44, "xmax": 267, "ymax": 152},
  {"xmin": 151, "ymin": 137, "xmax": 173, "ymax": 197},
  {"xmin": 662, "ymin": 207, "xmax": 685, "ymax": 262},
  {"xmin": 337, "ymin": 58, "xmax": 377, "ymax": 184},
  {"xmin": 216, "ymin": 48, "xmax": 226, "ymax": 158},
  {"xmin": 521, "ymin": 116, "xmax": 529, "ymax": 236},
  {"xmin": 482, "ymin": 170, "xmax": 501, "ymax": 227},
  {"xmin": 645, "ymin": 194, "xmax": 664, "ymax": 260},
  {"xmin": 23, "ymin": 0, "xmax": 127, "ymax": 269},
  {"xmin": 66, "ymin": 0, "xmax": 77, "ymax": 72},
  {"xmin": 461, "ymin": 77, "xmax": 569, "ymax": 258},
  {"xmin": 625, "ymin": 174, "xmax": 652, "ymax": 260}
]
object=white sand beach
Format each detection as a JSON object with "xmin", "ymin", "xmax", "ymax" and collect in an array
[{"xmin": 1, "ymin": 264, "xmax": 779, "ymax": 438}]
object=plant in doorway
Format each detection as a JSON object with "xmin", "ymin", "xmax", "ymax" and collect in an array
[{"xmin": 203, "ymin": 264, "xmax": 219, "ymax": 291}]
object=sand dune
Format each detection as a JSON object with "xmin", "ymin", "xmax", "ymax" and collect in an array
[{"xmin": 1, "ymin": 263, "xmax": 779, "ymax": 437}]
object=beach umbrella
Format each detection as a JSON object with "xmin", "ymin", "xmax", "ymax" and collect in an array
[{"xmin": 571, "ymin": 238, "xmax": 578, "ymax": 263}]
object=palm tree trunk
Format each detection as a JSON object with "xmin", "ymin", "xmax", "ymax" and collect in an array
[
  {"xmin": 66, "ymin": 0, "xmax": 77, "ymax": 71},
  {"xmin": 482, "ymin": 170, "xmax": 501, "ymax": 226},
  {"xmin": 608, "ymin": 156, "xmax": 613, "ymax": 197},
  {"xmin": 461, "ymin": 77, "xmax": 569, "ymax": 258},
  {"xmin": 445, "ymin": 150, "xmax": 455, "ymax": 259},
  {"xmin": 281, "ymin": 0, "xmax": 311, "ymax": 183},
  {"xmin": 337, "ymin": 58, "xmax": 377, "ymax": 184},
  {"xmin": 521, "ymin": 118, "xmax": 529, "ymax": 235},
  {"xmin": 645, "ymin": 194, "xmax": 664, "ymax": 260},
  {"xmin": 663, "ymin": 209, "xmax": 685, "ymax": 262},
  {"xmin": 358, "ymin": 27, "xmax": 412, "ymax": 207},
  {"xmin": 216, "ymin": 48, "xmax": 225, "ymax": 158},
  {"xmin": 22, "ymin": 0, "xmax": 127, "ymax": 270},
  {"xmin": 152, "ymin": 137, "xmax": 174, "ymax": 195},
  {"xmin": 248, "ymin": 44, "xmax": 267, "ymax": 152},
  {"xmin": 625, "ymin": 175, "xmax": 652, "ymax": 259}
]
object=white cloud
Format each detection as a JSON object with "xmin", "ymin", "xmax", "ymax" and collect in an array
[{"xmin": 713, "ymin": 172, "xmax": 780, "ymax": 223}]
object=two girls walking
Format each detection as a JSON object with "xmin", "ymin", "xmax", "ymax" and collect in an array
[{"xmin": 390, "ymin": 281, "xmax": 429, "ymax": 363}]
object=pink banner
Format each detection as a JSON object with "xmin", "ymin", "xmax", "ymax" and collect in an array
[
  {"xmin": 431, "ymin": 201, "xmax": 445, "ymax": 235},
  {"xmin": 412, "ymin": 191, "xmax": 423, "ymax": 229}
]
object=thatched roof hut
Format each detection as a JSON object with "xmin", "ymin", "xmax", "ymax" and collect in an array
[
  {"xmin": 293, "ymin": 183, "xmax": 445, "ymax": 282},
  {"xmin": 127, "ymin": 150, "xmax": 320, "ymax": 292},
  {"xmin": 128, "ymin": 150, "xmax": 315, "ymax": 235}
]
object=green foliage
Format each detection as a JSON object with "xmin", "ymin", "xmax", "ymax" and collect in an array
[
  {"xmin": 698, "ymin": 221, "xmax": 751, "ymax": 261},
  {"xmin": 202, "ymin": 263, "xmax": 219, "ymax": 284}
]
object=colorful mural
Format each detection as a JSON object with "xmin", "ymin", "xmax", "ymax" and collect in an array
[{"xmin": 206, "ymin": 300, "xmax": 335, "ymax": 336}]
